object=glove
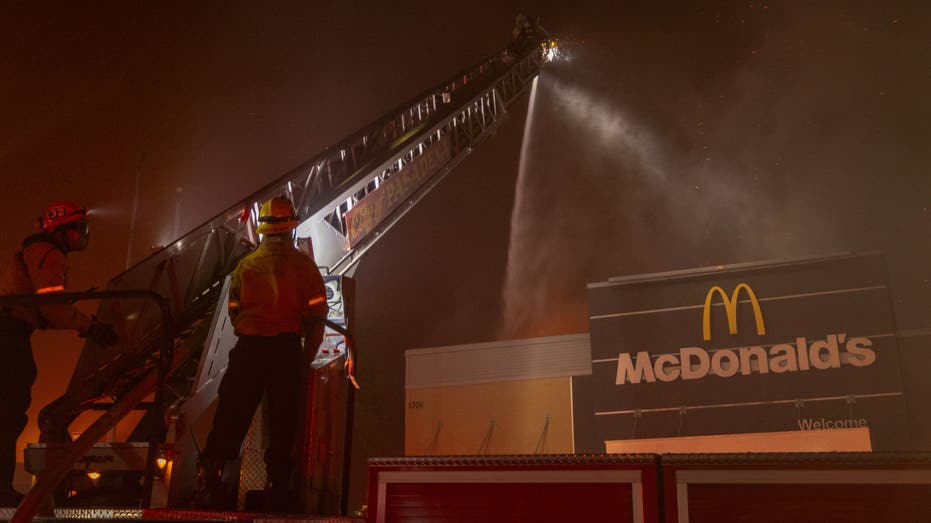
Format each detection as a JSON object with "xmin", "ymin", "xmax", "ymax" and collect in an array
[{"xmin": 83, "ymin": 320, "xmax": 119, "ymax": 347}]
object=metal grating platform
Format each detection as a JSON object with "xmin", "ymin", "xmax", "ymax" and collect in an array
[{"xmin": 0, "ymin": 507, "xmax": 363, "ymax": 523}]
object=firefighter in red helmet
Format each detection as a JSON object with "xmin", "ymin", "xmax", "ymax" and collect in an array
[
  {"xmin": 194, "ymin": 196, "xmax": 327, "ymax": 512},
  {"xmin": 0, "ymin": 201, "xmax": 118, "ymax": 506}
]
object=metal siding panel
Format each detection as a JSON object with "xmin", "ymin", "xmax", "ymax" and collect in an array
[
  {"xmin": 594, "ymin": 395, "xmax": 911, "ymax": 450},
  {"xmin": 588, "ymin": 253, "xmax": 886, "ymax": 317},
  {"xmin": 899, "ymin": 330, "xmax": 931, "ymax": 450},
  {"xmin": 686, "ymin": 483, "xmax": 931, "ymax": 522},
  {"xmin": 571, "ymin": 375, "xmax": 598, "ymax": 453},
  {"xmin": 406, "ymin": 334, "xmax": 591, "ymax": 388},
  {"xmin": 385, "ymin": 482, "xmax": 633, "ymax": 523}
]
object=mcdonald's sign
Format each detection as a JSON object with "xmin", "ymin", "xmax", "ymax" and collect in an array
[
  {"xmin": 702, "ymin": 283, "xmax": 765, "ymax": 341},
  {"xmin": 583, "ymin": 252, "xmax": 911, "ymax": 452},
  {"xmin": 612, "ymin": 282, "xmax": 877, "ymax": 385}
]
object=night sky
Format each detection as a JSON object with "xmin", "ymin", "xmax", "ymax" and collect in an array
[{"xmin": 3, "ymin": 0, "xmax": 929, "ymax": 509}]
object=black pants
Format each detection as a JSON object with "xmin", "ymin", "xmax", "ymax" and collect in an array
[
  {"xmin": 203, "ymin": 333, "xmax": 302, "ymax": 485},
  {"xmin": 0, "ymin": 319, "xmax": 36, "ymax": 492}
]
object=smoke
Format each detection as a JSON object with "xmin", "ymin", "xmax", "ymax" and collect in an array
[
  {"xmin": 500, "ymin": 3, "xmax": 931, "ymax": 338},
  {"xmin": 501, "ymin": 63, "xmax": 684, "ymax": 338}
]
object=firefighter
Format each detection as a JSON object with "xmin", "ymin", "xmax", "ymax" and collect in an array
[
  {"xmin": 194, "ymin": 196, "xmax": 327, "ymax": 512},
  {"xmin": 0, "ymin": 201, "xmax": 118, "ymax": 506},
  {"xmin": 509, "ymin": 13, "xmax": 548, "ymax": 56},
  {"xmin": 512, "ymin": 12, "xmax": 533, "ymax": 42}
]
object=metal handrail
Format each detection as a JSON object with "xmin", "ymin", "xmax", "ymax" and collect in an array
[{"xmin": 2, "ymin": 290, "xmax": 174, "ymax": 522}]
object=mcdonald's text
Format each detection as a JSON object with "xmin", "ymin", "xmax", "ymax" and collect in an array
[{"xmin": 615, "ymin": 333, "xmax": 876, "ymax": 385}]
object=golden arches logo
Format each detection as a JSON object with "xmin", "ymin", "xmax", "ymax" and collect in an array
[{"xmin": 702, "ymin": 283, "xmax": 766, "ymax": 341}]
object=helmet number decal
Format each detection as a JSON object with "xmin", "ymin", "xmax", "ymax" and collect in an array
[{"xmin": 48, "ymin": 206, "xmax": 67, "ymax": 220}]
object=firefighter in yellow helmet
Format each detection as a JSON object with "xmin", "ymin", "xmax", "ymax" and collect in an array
[
  {"xmin": 0, "ymin": 201, "xmax": 118, "ymax": 506},
  {"xmin": 194, "ymin": 197, "xmax": 327, "ymax": 512}
]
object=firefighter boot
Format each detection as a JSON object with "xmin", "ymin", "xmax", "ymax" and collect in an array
[
  {"xmin": 263, "ymin": 481, "xmax": 291, "ymax": 513},
  {"xmin": 263, "ymin": 463, "xmax": 292, "ymax": 513},
  {"xmin": 191, "ymin": 457, "xmax": 229, "ymax": 510},
  {"xmin": 0, "ymin": 431, "xmax": 24, "ymax": 507},
  {"xmin": 0, "ymin": 487, "xmax": 23, "ymax": 508}
]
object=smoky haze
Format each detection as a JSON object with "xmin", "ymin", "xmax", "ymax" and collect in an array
[
  {"xmin": 2, "ymin": 0, "xmax": 929, "ymax": 511},
  {"xmin": 502, "ymin": 2, "xmax": 931, "ymax": 338}
]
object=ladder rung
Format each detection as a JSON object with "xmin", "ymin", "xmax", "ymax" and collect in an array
[{"xmin": 88, "ymin": 401, "xmax": 155, "ymax": 411}]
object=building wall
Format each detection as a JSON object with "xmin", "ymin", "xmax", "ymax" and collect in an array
[
  {"xmin": 404, "ymin": 333, "xmax": 590, "ymax": 456},
  {"xmin": 405, "ymin": 378, "xmax": 574, "ymax": 455},
  {"xmin": 403, "ymin": 305, "xmax": 931, "ymax": 458},
  {"xmin": 898, "ymin": 329, "xmax": 931, "ymax": 450}
]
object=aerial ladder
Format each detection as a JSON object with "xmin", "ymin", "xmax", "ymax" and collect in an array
[{"xmin": 10, "ymin": 29, "xmax": 554, "ymax": 521}]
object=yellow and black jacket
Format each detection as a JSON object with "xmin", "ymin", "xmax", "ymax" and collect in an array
[{"xmin": 228, "ymin": 235, "xmax": 327, "ymax": 340}]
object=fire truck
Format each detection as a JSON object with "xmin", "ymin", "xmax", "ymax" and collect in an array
[{"xmin": 5, "ymin": 29, "xmax": 557, "ymax": 523}]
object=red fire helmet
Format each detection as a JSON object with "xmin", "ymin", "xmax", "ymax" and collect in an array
[{"xmin": 40, "ymin": 200, "xmax": 88, "ymax": 233}]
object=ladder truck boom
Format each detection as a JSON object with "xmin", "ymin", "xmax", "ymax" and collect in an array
[{"xmin": 18, "ymin": 31, "xmax": 552, "ymax": 519}]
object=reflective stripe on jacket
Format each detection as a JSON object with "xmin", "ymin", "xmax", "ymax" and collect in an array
[{"xmin": 228, "ymin": 235, "xmax": 327, "ymax": 337}]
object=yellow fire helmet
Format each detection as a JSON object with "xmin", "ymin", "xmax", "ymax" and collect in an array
[{"xmin": 256, "ymin": 197, "xmax": 299, "ymax": 235}]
